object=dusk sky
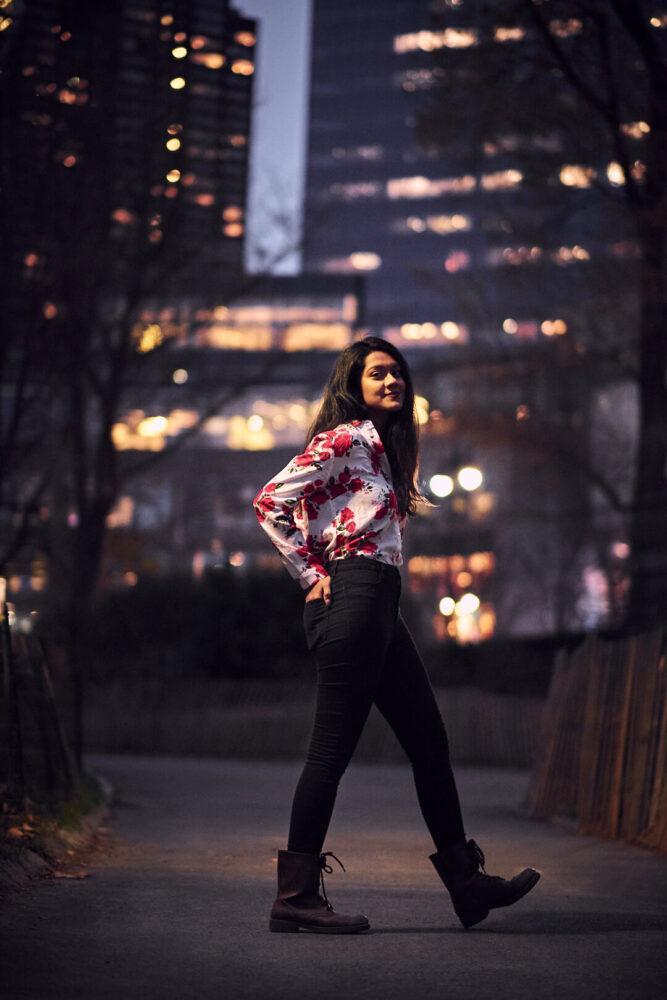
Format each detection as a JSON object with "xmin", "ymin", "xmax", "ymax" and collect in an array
[{"xmin": 240, "ymin": 0, "xmax": 312, "ymax": 272}]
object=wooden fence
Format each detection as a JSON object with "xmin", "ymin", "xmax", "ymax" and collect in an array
[
  {"xmin": 1, "ymin": 605, "xmax": 76, "ymax": 808},
  {"xmin": 525, "ymin": 630, "xmax": 667, "ymax": 852}
]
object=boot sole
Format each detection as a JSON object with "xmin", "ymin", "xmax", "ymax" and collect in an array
[
  {"xmin": 458, "ymin": 869, "xmax": 541, "ymax": 928},
  {"xmin": 269, "ymin": 917, "xmax": 371, "ymax": 934}
]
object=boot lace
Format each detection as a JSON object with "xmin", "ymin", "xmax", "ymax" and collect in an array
[
  {"xmin": 467, "ymin": 839, "xmax": 487, "ymax": 873},
  {"xmin": 318, "ymin": 851, "xmax": 346, "ymax": 910}
]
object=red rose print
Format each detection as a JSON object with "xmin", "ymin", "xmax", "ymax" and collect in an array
[{"xmin": 332, "ymin": 431, "xmax": 352, "ymax": 457}]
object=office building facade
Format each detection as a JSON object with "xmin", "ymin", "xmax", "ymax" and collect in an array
[{"xmin": 303, "ymin": 0, "xmax": 635, "ymax": 349}]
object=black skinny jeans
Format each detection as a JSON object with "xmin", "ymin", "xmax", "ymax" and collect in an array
[{"xmin": 287, "ymin": 557, "xmax": 465, "ymax": 856}]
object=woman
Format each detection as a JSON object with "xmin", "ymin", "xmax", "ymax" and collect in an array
[{"xmin": 253, "ymin": 337, "xmax": 539, "ymax": 934}]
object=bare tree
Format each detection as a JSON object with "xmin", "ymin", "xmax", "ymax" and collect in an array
[
  {"xmin": 416, "ymin": 0, "xmax": 666, "ymax": 629},
  {"xmin": 0, "ymin": 2, "xmax": 294, "ymax": 761}
]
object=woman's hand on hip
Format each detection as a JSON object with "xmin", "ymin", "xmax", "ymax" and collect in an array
[{"xmin": 305, "ymin": 575, "xmax": 332, "ymax": 605}]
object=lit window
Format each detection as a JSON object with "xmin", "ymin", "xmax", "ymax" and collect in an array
[
  {"xmin": 167, "ymin": 123, "xmax": 182, "ymax": 135},
  {"xmin": 43, "ymin": 302, "xmax": 58, "ymax": 319},
  {"xmin": 166, "ymin": 169, "xmax": 181, "ymax": 183},
  {"xmin": 621, "ymin": 121, "xmax": 650, "ymax": 138},
  {"xmin": 224, "ymin": 222, "xmax": 243, "ymax": 237},
  {"xmin": 553, "ymin": 245, "xmax": 590, "ymax": 264},
  {"xmin": 138, "ymin": 415, "xmax": 168, "ymax": 437},
  {"xmin": 24, "ymin": 253, "xmax": 39, "ymax": 267},
  {"xmin": 284, "ymin": 324, "xmax": 351, "ymax": 352},
  {"xmin": 441, "ymin": 321, "xmax": 463, "ymax": 341},
  {"xmin": 166, "ymin": 137, "xmax": 181, "ymax": 151},
  {"xmin": 135, "ymin": 324, "xmax": 163, "ymax": 353},
  {"xmin": 560, "ymin": 164, "xmax": 596, "ymax": 187},
  {"xmin": 427, "ymin": 213, "xmax": 470, "ymax": 234},
  {"xmin": 229, "ymin": 134, "xmax": 246, "ymax": 147},
  {"xmin": 444, "ymin": 251, "xmax": 470, "ymax": 273},
  {"xmin": 394, "ymin": 28, "xmax": 478, "ymax": 53},
  {"xmin": 494, "ymin": 26, "xmax": 525, "ymax": 42},
  {"xmin": 397, "ymin": 68, "xmax": 436, "ymax": 91},
  {"xmin": 607, "ymin": 162, "xmax": 625, "ymax": 186},
  {"xmin": 235, "ymin": 31, "xmax": 256, "ymax": 46},
  {"xmin": 194, "ymin": 193, "xmax": 215, "ymax": 206},
  {"xmin": 160, "ymin": 14, "xmax": 174, "ymax": 25},
  {"xmin": 631, "ymin": 160, "xmax": 647, "ymax": 181},
  {"xmin": 190, "ymin": 36, "xmax": 206, "ymax": 49},
  {"xmin": 111, "ymin": 208, "xmax": 136, "ymax": 225},
  {"xmin": 549, "ymin": 18, "xmax": 583, "ymax": 38},
  {"xmin": 231, "ymin": 59, "xmax": 254, "ymax": 75},
  {"xmin": 387, "ymin": 175, "xmax": 476, "ymax": 199},
  {"xmin": 348, "ymin": 252, "xmax": 381, "ymax": 271},
  {"xmin": 202, "ymin": 325, "xmax": 272, "ymax": 351},
  {"xmin": 170, "ymin": 77, "xmax": 186, "ymax": 89},
  {"xmin": 541, "ymin": 319, "xmax": 567, "ymax": 336},
  {"xmin": 172, "ymin": 46, "xmax": 187, "ymax": 58},
  {"xmin": 330, "ymin": 181, "xmax": 382, "ymax": 200},
  {"xmin": 223, "ymin": 205, "xmax": 243, "ymax": 221},
  {"xmin": 481, "ymin": 169, "xmax": 522, "ymax": 190},
  {"xmin": 191, "ymin": 52, "xmax": 225, "ymax": 69},
  {"xmin": 488, "ymin": 245, "xmax": 542, "ymax": 267}
]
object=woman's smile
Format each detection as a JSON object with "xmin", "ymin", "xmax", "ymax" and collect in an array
[{"xmin": 360, "ymin": 351, "xmax": 406, "ymax": 426}]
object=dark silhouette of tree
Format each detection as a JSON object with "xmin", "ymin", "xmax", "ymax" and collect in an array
[{"xmin": 0, "ymin": 1, "xmax": 288, "ymax": 761}]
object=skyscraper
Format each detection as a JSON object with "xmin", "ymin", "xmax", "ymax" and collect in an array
[
  {"xmin": 3, "ymin": 0, "xmax": 256, "ymax": 299},
  {"xmin": 303, "ymin": 0, "xmax": 633, "ymax": 350}
]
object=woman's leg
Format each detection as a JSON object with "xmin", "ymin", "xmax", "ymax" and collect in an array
[
  {"xmin": 374, "ymin": 613, "xmax": 465, "ymax": 851},
  {"xmin": 287, "ymin": 563, "xmax": 400, "ymax": 855}
]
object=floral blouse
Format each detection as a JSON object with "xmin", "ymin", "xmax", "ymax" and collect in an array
[{"xmin": 253, "ymin": 419, "xmax": 404, "ymax": 588}]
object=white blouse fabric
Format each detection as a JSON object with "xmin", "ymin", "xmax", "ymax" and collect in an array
[{"xmin": 253, "ymin": 419, "xmax": 404, "ymax": 588}]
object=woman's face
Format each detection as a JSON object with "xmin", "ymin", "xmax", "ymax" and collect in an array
[{"xmin": 359, "ymin": 350, "xmax": 406, "ymax": 426}]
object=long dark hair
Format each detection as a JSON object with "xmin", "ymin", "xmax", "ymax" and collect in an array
[{"xmin": 306, "ymin": 337, "xmax": 424, "ymax": 516}]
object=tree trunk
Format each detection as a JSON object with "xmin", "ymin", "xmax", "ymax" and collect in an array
[{"xmin": 625, "ymin": 217, "xmax": 667, "ymax": 629}]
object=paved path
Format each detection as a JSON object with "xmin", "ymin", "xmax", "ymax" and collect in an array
[{"xmin": 2, "ymin": 755, "xmax": 666, "ymax": 1000}]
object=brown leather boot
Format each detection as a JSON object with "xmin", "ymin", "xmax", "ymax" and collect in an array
[
  {"xmin": 430, "ymin": 839, "xmax": 540, "ymax": 928},
  {"xmin": 269, "ymin": 850, "xmax": 370, "ymax": 934}
]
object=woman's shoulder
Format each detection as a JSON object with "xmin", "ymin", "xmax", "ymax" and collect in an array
[{"xmin": 305, "ymin": 420, "xmax": 373, "ymax": 461}]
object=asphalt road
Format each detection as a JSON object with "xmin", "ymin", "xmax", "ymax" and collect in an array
[{"xmin": 2, "ymin": 754, "xmax": 666, "ymax": 1000}]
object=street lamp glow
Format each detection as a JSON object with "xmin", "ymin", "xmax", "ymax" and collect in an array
[
  {"xmin": 430, "ymin": 474, "xmax": 454, "ymax": 497},
  {"xmin": 458, "ymin": 466, "xmax": 483, "ymax": 491},
  {"xmin": 457, "ymin": 593, "xmax": 480, "ymax": 614},
  {"xmin": 439, "ymin": 596, "xmax": 456, "ymax": 616}
]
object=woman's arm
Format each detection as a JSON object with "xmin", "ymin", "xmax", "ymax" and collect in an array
[{"xmin": 253, "ymin": 431, "xmax": 335, "ymax": 589}]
